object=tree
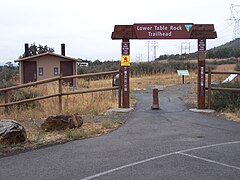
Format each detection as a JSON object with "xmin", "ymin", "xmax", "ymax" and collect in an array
[
  {"xmin": 0, "ymin": 64, "xmax": 18, "ymax": 88},
  {"xmin": 21, "ymin": 43, "xmax": 54, "ymax": 58},
  {"xmin": 5, "ymin": 61, "xmax": 14, "ymax": 68},
  {"xmin": 38, "ymin": 44, "xmax": 54, "ymax": 54}
]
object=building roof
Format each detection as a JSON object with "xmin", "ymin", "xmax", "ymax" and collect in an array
[{"xmin": 15, "ymin": 52, "xmax": 80, "ymax": 62}]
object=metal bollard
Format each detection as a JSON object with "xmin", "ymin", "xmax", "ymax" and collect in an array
[{"xmin": 152, "ymin": 88, "xmax": 159, "ymax": 110}]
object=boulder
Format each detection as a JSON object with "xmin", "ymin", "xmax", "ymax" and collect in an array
[
  {"xmin": 0, "ymin": 120, "xmax": 27, "ymax": 145},
  {"xmin": 113, "ymin": 74, "xmax": 119, "ymax": 86},
  {"xmin": 41, "ymin": 114, "xmax": 83, "ymax": 131}
]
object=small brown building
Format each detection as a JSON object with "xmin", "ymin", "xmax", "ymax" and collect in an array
[{"xmin": 15, "ymin": 44, "xmax": 79, "ymax": 86}]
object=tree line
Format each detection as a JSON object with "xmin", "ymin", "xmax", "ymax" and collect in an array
[
  {"xmin": 156, "ymin": 38, "xmax": 240, "ymax": 61},
  {"xmin": 156, "ymin": 47, "xmax": 240, "ymax": 61},
  {"xmin": 77, "ymin": 60, "xmax": 198, "ymax": 77},
  {"xmin": 0, "ymin": 63, "xmax": 18, "ymax": 89}
]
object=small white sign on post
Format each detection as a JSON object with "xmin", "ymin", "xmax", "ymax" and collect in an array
[
  {"xmin": 177, "ymin": 70, "xmax": 189, "ymax": 84},
  {"xmin": 177, "ymin": 70, "xmax": 189, "ymax": 76}
]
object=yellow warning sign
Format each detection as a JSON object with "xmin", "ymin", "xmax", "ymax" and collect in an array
[{"xmin": 121, "ymin": 55, "xmax": 130, "ymax": 66}]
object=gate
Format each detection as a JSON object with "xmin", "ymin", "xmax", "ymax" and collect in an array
[{"xmin": 111, "ymin": 23, "xmax": 217, "ymax": 109}]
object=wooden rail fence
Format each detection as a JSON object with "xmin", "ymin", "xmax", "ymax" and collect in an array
[
  {"xmin": 0, "ymin": 70, "xmax": 120, "ymax": 113},
  {"xmin": 206, "ymin": 68, "xmax": 240, "ymax": 109}
]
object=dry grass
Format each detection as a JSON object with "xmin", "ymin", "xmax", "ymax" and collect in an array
[
  {"xmin": 210, "ymin": 64, "xmax": 237, "ymax": 82},
  {"xmin": 0, "ymin": 75, "xmax": 123, "ymax": 153},
  {"xmin": 0, "ymin": 119, "xmax": 123, "ymax": 156},
  {"xmin": 0, "ymin": 78, "xmax": 120, "ymax": 154},
  {"xmin": 1, "ymin": 67, "xmax": 235, "ymax": 120},
  {"xmin": 26, "ymin": 119, "xmax": 123, "ymax": 143},
  {"xmin": 215, "ymin": 64, "xmax": 236, "ymax": 71},
  {"xmin": 222, "ymin": 111, "xmax": 240, "ymax": 122},
  {"xmin": 131, "ymin": 71, "xmax": 198, "ymax": 90},
  {"xmin": 0, "ymin": 78, "xmax": 118, "ymax": 120}
]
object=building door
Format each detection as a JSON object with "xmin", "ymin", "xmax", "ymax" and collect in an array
[
  {"xmin": 23, "ymin": 61, "xmax": 37, "ymax": 83},
  {"xmin": 60, "ymin": 61, "xmax": 73, "ymax": 86}
]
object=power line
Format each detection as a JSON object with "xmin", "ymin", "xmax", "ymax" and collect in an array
[{"xmin": 227, "ymin": 4, "xmax": 240, "ymax": 39}]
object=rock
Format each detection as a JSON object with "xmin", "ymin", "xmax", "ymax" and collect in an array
[
  {"xmin": 68, "ymin": 115, "xmax": 83, "ymax": 129},
  {"xmin": 113, "ymin": 74, "xmax": 119, "ymax": 86},
  {"xmin": 0, "ymin": 120, "xmax": 27, "ymax": 145},
  {"xmin": 41, "ymin": 114, "xmax": 83, "ymax": 131}
]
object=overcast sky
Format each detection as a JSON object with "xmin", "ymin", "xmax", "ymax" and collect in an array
[{"xmin": 0, "ymin": 0, "xmax": 239, "ymax": 65}]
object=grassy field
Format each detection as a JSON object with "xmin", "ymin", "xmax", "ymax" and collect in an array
[
  {"xmin": 131, "ymin": 71, "xmax": 197, "ymax": 90},
  {"xmin": 0, "ymin": 65, "xmax": 238, "ymax": 121}
]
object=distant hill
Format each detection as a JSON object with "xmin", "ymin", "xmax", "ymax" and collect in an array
[
  {"xmin": 212, "ymin": 38, "xmax": 240, "ymax": 49},
  {"xmin": 156, "ymin": 38, "xmax": 240, "ymax": 61},
  {"xmin": 207, "ymin": 38, "xmax": 240, "ymax": 59}
]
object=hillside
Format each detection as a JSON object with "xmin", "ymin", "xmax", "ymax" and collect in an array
[
  {"xmin": 206, "ymin": 38, "xmax": 240, "ymax": 59},
  {"xmin": 156, "ymin": 38, "xmax": 240, "ymax": 61},
  {"xmin": 212, "ymin": 38, "xmax": 240, "ymax": 49}
]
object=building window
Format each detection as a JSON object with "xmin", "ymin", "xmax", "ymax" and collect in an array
[
  {"xmin": 39, "ymin": 67, "xmax": 44, "ymax": 76},
  {"xmin": 54, "ymin": 67, "xmax": 58, "ymax": 76}
]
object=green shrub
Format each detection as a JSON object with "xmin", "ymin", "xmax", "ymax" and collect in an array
[
  {"xmin": 130, "ymin": 61, "xmax": 198, "ymax": 77},
  {"xmin": 9, "ymin": 88, "xmax": 42, "ymax": 110},
  {"xmin": 77, "ymin": 60, "xmax": 198, "ymax": 78},
  {"xmin": 235, "ymin": 62, "xmax": 240, "ymax": 71},
  {"xmin": 211, "ymin": 81, "xmax": 240, "ymax": 112}
]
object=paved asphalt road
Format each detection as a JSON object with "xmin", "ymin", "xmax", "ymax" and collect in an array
[{"xmin": 0, "ymin": 85, "xmax": 240, "ymax": 180}]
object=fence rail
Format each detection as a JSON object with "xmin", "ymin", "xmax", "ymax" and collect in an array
[
  {"xmin": 206, "ymin": 69, "xmax": 240, "ymax": 109},
  {"xmin": 0, "ymin": 70, "xmax": 120, "ymax": 113}
]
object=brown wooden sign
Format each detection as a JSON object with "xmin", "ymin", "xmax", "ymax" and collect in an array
[
  {"xmin": 111, "ymin": 24, "xmax": 217, "ymax": 40},
  {"xmin": 122, "ymin": 42, "xmax": 130, "ymax": 55},
  {"xmin": 198, "ymin": 39, "xmax": 206, "ymax": 52},
  {"xmin": 133, "ymin": 23, "xmax": 193, "ymax": 39}
]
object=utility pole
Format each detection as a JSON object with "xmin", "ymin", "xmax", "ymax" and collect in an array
[
  {"xmin": 147, "ymin": 41, "xmax": 150, "ymax": 62},
  {"xmin": 181, "ymin": 42, "xmax": 190, "ymax": 55},
  {"xmin": 227, "ymin": 4, "xmax": 240, "ymax": 39},
  {"xmin": 152, "ymin": 41, "xmax": 158, "ymax": 60},
  {"xmin": 181, "ymin": 42, "xmax": 191, "ymax": 60}
]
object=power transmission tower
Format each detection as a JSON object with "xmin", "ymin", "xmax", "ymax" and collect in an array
[
  {"xmin": 181, "ymin": 42, "xmax": 191, "ymax": 56},
  {"xmin": 227, "ymin": 4, "xmax": 240, "ymax": 39},
  {"xmin": 151, "ymin": 41, "xmax": 158, "ymax": 61},
  {"xmin": 180, "ymin": 42, "xmax": 191, "ymax": 69},
  {"xmin": 147, "ymin": 41, "xmax": 150, "ymax": 62}
]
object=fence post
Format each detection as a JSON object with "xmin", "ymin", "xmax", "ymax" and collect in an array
[
  {"xmin": 111, "ymin": 74, "xmax": 116, "ymax": 98},
  {"xmin": 4, "ymin": 89, "xmax": 9, "ymax": 114},
  {"xmin": 58, "ymin": 75, "xmax": 63, "ymax": 113},
  {"xmin": 208, "ymin": 67, "xmax": 212, "ymax": 109},
  {"xmin": 182, "ymin": 75, "xmax": 185, "ymax": 84}
]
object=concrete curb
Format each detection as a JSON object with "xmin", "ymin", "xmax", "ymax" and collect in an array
[
  {"xmin": 106, "ymin": 108, "xmax": 134, "ymax": 115},
  {"xmin": 189, "ymin": 108, "xmax": 215, "ymax": 113}
]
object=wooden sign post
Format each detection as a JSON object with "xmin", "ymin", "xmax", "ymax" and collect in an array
[
  {"xmin": 197, "ymin": 39, "xmax": 206, "ymax": 109},
  {"xmin": 121, "ymin": 39, "xmax": 130, "ymax": 108}
]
